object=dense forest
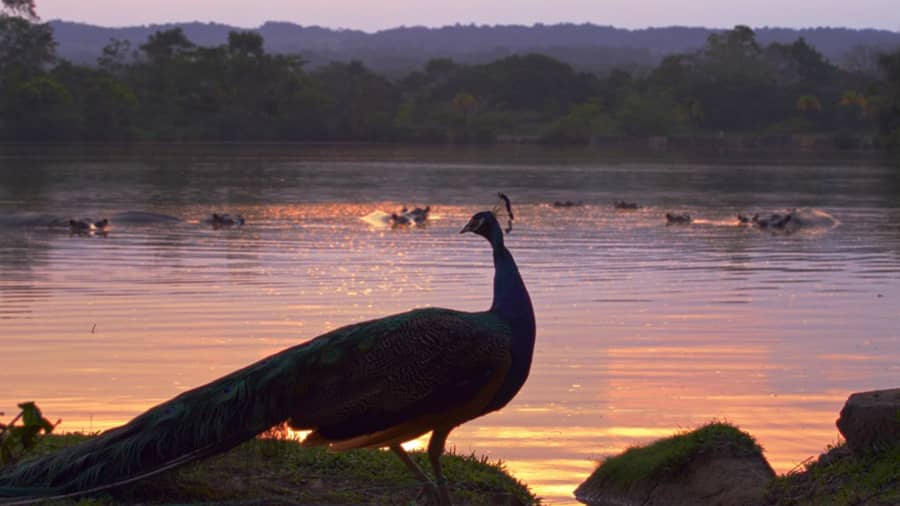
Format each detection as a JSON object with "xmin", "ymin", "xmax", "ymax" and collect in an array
[{"xmin": 1, "ymin": 0, "xmax": 899, "ymax": 147}]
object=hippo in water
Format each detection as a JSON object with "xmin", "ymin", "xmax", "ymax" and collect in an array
[
  {"xmin": 753, "ymin": 213, "xmax": 792, "ymax": 229},
  {"xmin": 666, "ymin": 212, "xmax": 692, "ymax": 224},
  {"xmin": 738, "ymin": 208, "xmax": 838, "ymax": 233},
  {"xmin": 405, "ymin": 206, "xmax": 430, "ymax": 223},
  {"xmin": 209, "ymin": 213, "xmax": 245, "ymax": 227},
  {"xmin": 69, "ymin": 218, "xmax": 109, "ymax": 234},
  {"xmin": 614, "ymin": 201, "xmax": 639, "ymax": 210},
  {"xmin": 553, "ymin": 200, "xmax": 583, "ymax": 208},
  {"xmin": 738, "ymin": 213, "xmax": 792, "ymax": 228},
  {"xmin": 66, "ymin": 211, "xmax": 184, "ymax": 233},
  {"xmin": 390, "ymin": 205, "xmax": 430, "ymax": 226}
]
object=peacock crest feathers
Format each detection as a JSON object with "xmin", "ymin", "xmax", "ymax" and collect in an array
[{"xmin": 492, "ymin": 192, "xmax": 514, "ymax": 234}]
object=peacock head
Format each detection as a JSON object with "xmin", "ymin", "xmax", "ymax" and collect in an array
[{"xmin": 460, "ymin": 193, "xmax": 513, "ymax": 242}]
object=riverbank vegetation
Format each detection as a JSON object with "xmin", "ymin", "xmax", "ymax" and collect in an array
[
  {"xmin": 768, "ymin": 443, "xmax": 900, "ymax": 505},
  {"xmin": 2, "ymin": 429, "xmax": 536, "ymax": 505},
  {"xmin": 0, "ymin": 401, "xmax": 535, "ymax": 504},
  {"xmin": 2, "ymin": 0, "xmax": 899, "ymax": 147}
]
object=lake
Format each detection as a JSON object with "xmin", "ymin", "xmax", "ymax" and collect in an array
[{"xmin": 1, "ymin": 145, "xmax": 898, "ymax": 504}]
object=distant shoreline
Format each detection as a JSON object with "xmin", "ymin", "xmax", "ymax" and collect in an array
[{"xmin": 0, "ymin": 136, "xmax": 890, "ymax": 164}]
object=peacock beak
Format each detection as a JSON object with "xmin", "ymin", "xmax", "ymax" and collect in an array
[{"xmin": 460, "ymin": 217, "xmax": 480, "ymax": 234}]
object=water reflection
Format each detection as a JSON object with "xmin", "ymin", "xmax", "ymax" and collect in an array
[{"xmin": 1, "ymin": 153, "xmax": 899, "ymax": 504}]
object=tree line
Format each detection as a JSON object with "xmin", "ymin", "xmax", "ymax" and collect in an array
[{"xmin": 2, "ymin": 1, "xmax": 899, "ymax": 147}]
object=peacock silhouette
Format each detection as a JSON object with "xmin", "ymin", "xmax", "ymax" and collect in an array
[{"xmin": 0, "ymin": 193, "xmax": 536, "ymax": 506}]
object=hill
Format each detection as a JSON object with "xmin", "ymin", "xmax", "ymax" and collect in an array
[{"xmin": 47, "ymin": 21, "xmax": 900, "ymax": 75}]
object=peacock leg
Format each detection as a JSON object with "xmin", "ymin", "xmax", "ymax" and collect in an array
[
  {"xmin": 427, "ymin": 428, "xmax": 452, "ymax": 506},
  {"xmin": 390, "ymin": 444, "xmax": 439, "ymax": 503}
]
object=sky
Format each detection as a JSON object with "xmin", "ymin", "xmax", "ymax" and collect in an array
[{"xmin": 36, "ymin": 0, "xmax": 900, "ymax": 31}]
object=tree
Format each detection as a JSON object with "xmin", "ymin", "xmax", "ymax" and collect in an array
[
  {"xmin": 0, "ymin": 15, "xmax": 55, "ymax": 76},
  {"xmin": 841, "ymin": 45, "xmax": 883, "ymax": 77},
  {"xmin": 81, "ymin": 77, "xmax": 137, "ymax": 140},
  {"xmin": 429, "ymin": 54, "xmax": 597, "ymax": 118},
  {"xmin": 98, "ymin": 38, "xmax": 132, "ymax": 75},
  {"xmin": 765, "ymin": 38, "xmax": 835, "ymax": 86},
  {"xmin": 683, "ymin": 26, "xmax": 784, "ymax": 131},
  {"xmin": 451, "ymin": 92, "xmax": 477, "ymax": 120},
  {"xmin": 542, "ymin": 99, "xmax": 619, "ymax": 143},
  {"xmin": 227, "ymin": 31, "xmax": 264, "ymax": 58},
  {"xmin": 269, "ymin": 73, "xmax": 328, "ymax": 140},
  {"xmin": 839, "ymin": 90, "xmax": 878, "ymax": 120},
  {"xmin": 703, "ymin": 25, "xmax": 762, "ymax": 76},
  {"xmin": 130, "ymin": 28, "xmax": 199, "ymax": 139},
  {"xmin": 796, "ymin": 95, "xmax": 822, "ymax": 113},
  {"xmin": 1, "ymin": 75, "xmax": 76, "ymax": 140},
  {"xmin": 1, "ymin": 0, "xmax": 37, "ymax": 20},
  {"xmin": 313, "ymin": 61, "xmax": 398, "ymax": 140},
  {"xmin": 425, "ymin": 58, "xmax": 458, "ymax": 78},
  {"xmin": 139, "ymin": 28, "xmax": 194, "ymax": 62},
  {"xmin": 879, "ymin": 50, "xmax": 900, "ymax": 146},
  {"xmin": 614, "ymin": 91, "xmax": 684, "ymax": 136}
]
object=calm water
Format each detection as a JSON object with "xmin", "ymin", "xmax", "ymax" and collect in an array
[{"xmin": 1, "ymin": 147, "xmax": 899, "ymax": 504}]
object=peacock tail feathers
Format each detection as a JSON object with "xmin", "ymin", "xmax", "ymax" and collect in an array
[
  {"xmin": 0, "ymin": 343, "xmax": 298, "ymax": 496},
  {"xmin": 0, "ymin": 307, "xmax": 513, "ymax": 499}
]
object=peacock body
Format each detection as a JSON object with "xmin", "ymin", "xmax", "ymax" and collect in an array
[{"xmin": 0, "ymin": 198, "xmax": 535, "ymax": 505}]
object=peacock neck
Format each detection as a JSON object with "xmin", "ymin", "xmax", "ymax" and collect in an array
[
  {"xmin": 485, "ymin": 236, "xmax": 536, "ymax": 413},
  {"xmin": 491, "ymin": 244, "xmax": 530, "ymax": 319},
  {"xmin": 490, "ymin": 238, "xmax": 534, "ymax": 341}
]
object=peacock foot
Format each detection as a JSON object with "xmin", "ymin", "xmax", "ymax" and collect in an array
[{"xmin": 413, "ymin": 480, "xmax": 450, "ymax": 505}]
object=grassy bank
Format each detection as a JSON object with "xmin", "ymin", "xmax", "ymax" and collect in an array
[
  {"xmin": 8, "ymin": 432, "xmax": 537, "ymax": 505},
  {"xmin": 573, "ymin": 421, "xmax": 773, "ymax": 506},
  {"xmin": 578, "ymin": 421, "xmax": 763, "ymax": 494},
  {"xmin": 575, "ymin": 421, "xmax": 900, "ymax": 506},
  {"xmin": 767, "ymin": 443, "xmax": 900, "ymax": 506}
]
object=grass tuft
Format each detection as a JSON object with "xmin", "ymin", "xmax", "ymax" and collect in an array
[{"xmin": 584, "ymin": 421, "xmax": 762, "ymax": 493}]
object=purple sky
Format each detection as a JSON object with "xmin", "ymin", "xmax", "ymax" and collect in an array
[{"xmin": 37, "ymin": 0, "xmax": 900, "ymax": 31}]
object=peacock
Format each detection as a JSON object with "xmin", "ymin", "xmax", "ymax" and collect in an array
[{"xmin": 0, "ymin": 194, "xmax": 536, "ymax": 506}]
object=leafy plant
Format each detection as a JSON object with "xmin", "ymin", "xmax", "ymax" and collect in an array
[{"xmin": 0, "ymin": 401, "xmax": 57, "ymax": 466}]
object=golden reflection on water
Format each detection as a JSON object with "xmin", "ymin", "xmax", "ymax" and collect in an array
[{"xmin": 2, "ymin": 185, "xmax": 900, "ymax": 504}]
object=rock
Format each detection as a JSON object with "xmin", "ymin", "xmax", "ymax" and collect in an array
[
  {"xmin": 649, "ymin": 455, "xmax": 774, "ymax": 506},
  {"xmin": 836, "ymin": 388, "xmax": 900, "ymax": 453},
  {"xmin": 574, "ymin": 423, "xmax": 774, "ymax": 506},
  {"xmin": 576, "ymin": 454, "xmax": 773, "ymax": 506}
]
